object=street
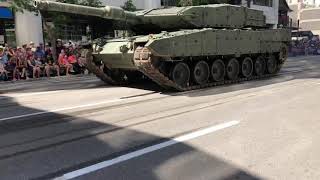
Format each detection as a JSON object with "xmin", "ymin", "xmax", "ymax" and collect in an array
[{"xmin": 0, "ymin": 55, "xmax": 320, "ymax": 180}]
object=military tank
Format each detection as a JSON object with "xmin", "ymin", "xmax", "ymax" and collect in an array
[{"xmin": 34, "ymin": 0, "xmax": 291, "ymax": 91}]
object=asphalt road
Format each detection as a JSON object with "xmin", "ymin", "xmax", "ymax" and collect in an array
[{"xmin": 0, "ymin": 56, "xmax": 320, "ymax": 180}]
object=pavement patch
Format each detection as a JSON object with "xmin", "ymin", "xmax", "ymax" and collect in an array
[
  {"xmin": 54, "ymin": 120, "xmax": 240, "ymax": 180},
  {"xmin": 0, "ymin": 99, "xmax": 123, "ymax": 122}
]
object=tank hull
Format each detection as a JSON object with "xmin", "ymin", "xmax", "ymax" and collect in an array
[{"xmin": 87, "ymin": 28, "xmax": 290, "ymax": 91}]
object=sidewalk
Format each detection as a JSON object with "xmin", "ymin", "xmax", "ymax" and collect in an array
[
  {"xmin": 0, "ymin": 74, "xmax": 101, "ymax": 94},
  {"xmin": 0, "ymin": 74, "xmax": 96, "ymax": 84}
]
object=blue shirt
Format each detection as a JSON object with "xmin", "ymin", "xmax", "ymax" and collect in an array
[
  {"xmin": 34, "ymin": 50, "xmax": 45, "ymax": 59},
  {"xmin": 1, "ymin": 51, "xmax": 8, "ymax": 64}
]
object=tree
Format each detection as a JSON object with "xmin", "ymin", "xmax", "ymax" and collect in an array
[
  {"xmin": 121, "ymin": 0, "xmax": 137, "ymax": 11},
  {"xmin": 179, "ymin": 0, "xmax": 192, "ymax": 6},
  {"xmin": 179, "ymin": 0, "xmax": 230, "ymax": 6},
  {"xmin": 11, "ymin": 0, "xmax": 102, "ymax": 60}
]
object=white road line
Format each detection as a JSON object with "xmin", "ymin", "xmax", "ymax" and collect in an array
[
  {"xmin": 0, "ymin": 99, "xmax": 123, "ymax": 122},
  {"xmin": 54, "ymin": 120, "xmax": 240, "ymax": 180}
]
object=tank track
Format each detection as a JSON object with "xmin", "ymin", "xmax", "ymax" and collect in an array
[
  {"xmin": 83, "ymin": 49, "xmax": 119, "ymax": 85},
  {"xmin": 133, "ymin": 47, "xmax": 281, "ymax": 91}
]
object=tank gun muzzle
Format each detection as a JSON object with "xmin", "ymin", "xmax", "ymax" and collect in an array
[{"xmin": 33, "ymin": 0, "xmax": 139, "ymax": 24}]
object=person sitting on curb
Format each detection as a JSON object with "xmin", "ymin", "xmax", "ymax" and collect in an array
[
  {"xmin": 16, "ymin": 47, "xmax": 29, "ymax": 80},
  {"xmin": 27, "ymin": 55, "xmax": 42, "ymax": 79},
  {"xmin": 44, "ymin": 54, "xmax": 60, "ymax": 78},
  {"xmin": 58, "ymin": 50, "xmax": 73, "ymax": 76}
]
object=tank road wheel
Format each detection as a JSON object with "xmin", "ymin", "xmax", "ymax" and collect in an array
[
  {"xmin": 211, "ymin": 59, "xmax": 225, "ymax": 82},
  {"xmin": 193, "ymin": 61, "xmax": 210, "ymax": 85},
  {"xmin": 254, "ymin": 56, "xmax": 266, "ymax": 76},
  {"xmin": 241, "ymin": 57, "xmax": 253, "ymax": 78},
  {"xmin": 226, "ymin": 58, "xmax": 240, "ymax": 80},
  {"xmin": 266, "ymin": 55, "xmax": 278, "ymax": 74},
  {"xmin": 172, "ymin": 62, "xmax": 190, "ymax": 87}
]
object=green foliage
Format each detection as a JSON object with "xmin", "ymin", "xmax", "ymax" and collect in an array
[
  {"xmin": 10, "ymin": 0, "xmax": 34, "ymax": 12},
  {"xmin": 179, "ymin": 0, "xmax": 209, "ymax": 6},
  {"xmin": 11, "ymin": 0, "xmax": 102, "ymax": 26},
  {"xmin": 179, "ymin": 0, "xmax": 193, "ymax": 6},
  {"xmin": 179, "ymin": 0, "xmax": 227, "ymax": 6},
  {"xmin": 121, "ymin": 0, "xmax": 137, "ymax": 11},
  {"xmin": 77, "ymin": 0, "xmax": 102, "ymax": 7}
]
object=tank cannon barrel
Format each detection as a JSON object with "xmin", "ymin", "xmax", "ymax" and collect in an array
[{"xmin": 33, "ymin": 0, "xmax": 139, "ymax": 24}]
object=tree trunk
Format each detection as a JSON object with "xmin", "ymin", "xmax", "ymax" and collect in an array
[{"xmin": 43, "ymin": 19, "xmax": 57, "ymax": 62}]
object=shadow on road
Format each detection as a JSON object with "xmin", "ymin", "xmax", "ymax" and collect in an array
[{"xmin": 0, "ymin": 96, "xmax": 262, "ymax": 180}]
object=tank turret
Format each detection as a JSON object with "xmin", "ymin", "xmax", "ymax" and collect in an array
[
  {"xmin": 138, "ymin": 4, "xmax": 266, "ymax": 29},
  {"xmin": 34, "ymin": 0, "xmax": 266, "ymax": 30}
]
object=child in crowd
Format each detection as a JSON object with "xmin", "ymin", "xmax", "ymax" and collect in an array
[
  {"xmin": 0, "ymin": 61, "xmax": 8, "ymax": 80},
  {"xmin": 44, "ymin": 54, "xmax": 60, "ymax": 77},
  {"xmin": 16, "ymin": 47, "xmax": 29, "ymax": 80},
  {"xmin": 58, "ymin": 50, "xmax": 73, "ymax": 76}
]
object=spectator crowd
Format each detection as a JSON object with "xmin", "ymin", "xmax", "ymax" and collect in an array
[
  {"xmin": 0, "ymin": 40, "xmax": 87, "ymax": 81},
  {"xmin": 289, "ymin": 36, "xmax": 320, "ymax": 56}
]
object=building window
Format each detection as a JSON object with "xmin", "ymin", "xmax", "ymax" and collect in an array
[
  {"xmin": 54, "ymin": 24, "xmax": 87, "ymax": 42},
  {"xmin": 253, "ymin": 0, "xmax": 273, "ymax": 7},
  {"xmin": 161, "ymin": 0, "xmax": 179, "ymax": 6},
  {"xmin": 4, "ymin": 21, "xmax": 15, "ymax": 46}
]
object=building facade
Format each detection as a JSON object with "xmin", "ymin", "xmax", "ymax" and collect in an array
[
  {"xmin": 244, "ymin": 0, "xmax": 280, "ymax": 28},
  {"xmin": 288, "ymin": 0, "xmax": 320, "ymax": 35},
  {"xmin": 0, "ymin": 4, "xmax": 15, "ymax": 45},
  {"xmin": 0, "ymin": 1, "xmax": 44, "ymax": 46}
]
